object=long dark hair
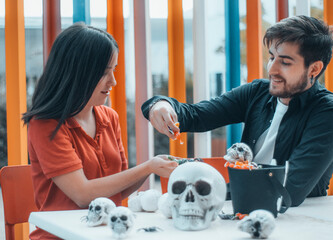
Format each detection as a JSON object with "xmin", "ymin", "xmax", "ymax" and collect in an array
[
  {"xmin": 263, "ymin": 15, "xmax": 333, "ymax": 80},
  {"xmin": 22, "ymin": 22, "xmax": 118, "ymax": 139}
]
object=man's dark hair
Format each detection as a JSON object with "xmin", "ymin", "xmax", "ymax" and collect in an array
[
  {"xmin": 22, "ymin": 22, "xmax": 119, "ymax": 139},
  {"xmin": 263, "ymin": 15, "xmax": 333, "ymax": 80}
]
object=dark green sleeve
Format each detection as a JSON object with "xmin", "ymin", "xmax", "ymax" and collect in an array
[
  {"xmin": 141, "ymin": 95, "xmax": 174, "ymax": 120},
  {"xmin": 141, "ymin": 82, "xmax": 257, "ymax": 133},
  {"xmin": 286, "ymin": 104, "xmax": 333, "ymax": 206}
]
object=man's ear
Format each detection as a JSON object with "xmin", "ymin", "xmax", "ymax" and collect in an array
[{"xmin": 308, "ymin": 60, "xmax": 324, "ymax": 79}]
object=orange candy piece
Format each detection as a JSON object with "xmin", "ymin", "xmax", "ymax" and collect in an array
[
  {"xmin": 224, "ymin": 160, "xmax": 256, "ymax": 170},
  {"xmin": 236, "ymin": 213, "xmax": 248, "ymax": 220},
  {"xmin": 172, "ymin": 122, "xmax": 183, "ymax": 145}
]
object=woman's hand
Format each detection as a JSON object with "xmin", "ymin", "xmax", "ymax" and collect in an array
[
  {"xmin": 149, "ymin": 101, "xmax": 179, "ymax": 139},
  {"xmin": 148, "ymin": 154, "xmax": 178, "ymax": 178}
]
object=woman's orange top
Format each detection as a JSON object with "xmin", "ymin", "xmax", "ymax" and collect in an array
[{"xmin": 28, "ymin": 105, "xmax": 128, "ymax": 239}]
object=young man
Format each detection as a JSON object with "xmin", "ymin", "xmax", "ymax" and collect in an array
[{"xmin": 141, "ymin": 15, "xmax": 333, "ymax": 207}]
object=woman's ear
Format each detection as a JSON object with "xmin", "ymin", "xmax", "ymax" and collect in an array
[{"xmin": 308, "ymin": 60, "xmax": 324, "ymax": 79}]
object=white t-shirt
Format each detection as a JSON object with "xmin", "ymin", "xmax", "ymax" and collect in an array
[{"xmin": 253, "ymin": 99, "xmax": 288, "ymax": 165}]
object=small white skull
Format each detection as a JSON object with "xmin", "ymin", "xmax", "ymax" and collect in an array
[
  {"xmin": 238, "ymin": 209, "xmax": 276, "ymax": 239},
  {"xmin": 168, "ymin": 162, "xmax": 226, "ymax": 231},
  {"xmin": 86, "ymin": 197, "xmax": 116, "ymax": 227},
  {"xmin": 224, "ymin": 142, "xmax": 253, "ymax": 163},
  {"xmin": 108, "ymin": 206, "xmax": 135, "ymax": 239},
  {"xmin": 158, "ymin": 193, "xmax": 172, "ymax": 218}
]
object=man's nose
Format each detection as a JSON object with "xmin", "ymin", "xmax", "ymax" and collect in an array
[{"xmin": 268, "ymin": 60, "xmax": 279, "ymax": 76}]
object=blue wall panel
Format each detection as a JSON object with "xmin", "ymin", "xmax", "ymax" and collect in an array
[
  {"xmin": 225, "ymin": 0, "xmax": 242, "ymax": 148},
  {"xmin": 73, "ymin": 0, "xmax": 91, "ymax": 24}
]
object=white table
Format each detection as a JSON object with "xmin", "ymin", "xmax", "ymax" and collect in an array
[{"xmin": 29, "ymin": 197, "xmax": 333, "ymax": 240}]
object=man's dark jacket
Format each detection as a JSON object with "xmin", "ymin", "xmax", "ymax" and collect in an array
[{"xmin": 142, "ymin": 79, "xmax": 333, "ymax": 206}]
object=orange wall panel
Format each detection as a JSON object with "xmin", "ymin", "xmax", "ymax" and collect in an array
[
  {"xmin": 107, "ymin": 0, "xmax": 128, "ymax": 158},
  {"xmin": 168, "ymin": 0, "xmax": 187, "ymax": 158},
  {"xmin": 246, "ymin": 0, "xmax": 263, "ymax": 82},
  {"xmin": 5, "ymin": 1, "xmax": 29, "ymax": 239},
  {"xmin": 42, "ymin": 0, "xmax": 61, "ymax": 65},
  {"xmin": 5, "ymin": 0, "xmax": 27, "ymax": 167},
  {"xmin": 324, "ymin": 0, "xmax": 333, "ymax": 92},
  {"xmin": 276, "ymin": 0, "xmax": 289, "ymax": 22}
]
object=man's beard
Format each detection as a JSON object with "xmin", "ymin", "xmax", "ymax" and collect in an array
[{"xmin": 269, "ymin": 71, "xmax": 309, "ymax": 98}]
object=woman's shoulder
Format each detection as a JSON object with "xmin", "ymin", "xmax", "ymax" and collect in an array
[
  {"xmin": 28, "ymin": 118, "xmax": 63, "ymax": 144},
  {"xmin": 95, "ymin": 105, "xmax": 119, "ymax": 122},
  {"xmin": 28, "ymin": 117, "xmax": 74, "ymax": 139},
  {"xmin": 29, "ymin": 117, "xmax": 59, "ymax": 131}
]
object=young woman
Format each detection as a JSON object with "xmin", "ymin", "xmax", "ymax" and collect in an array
[{"xmin": 22, "ymin": 23, "xmax": 177, "ymax": 239}]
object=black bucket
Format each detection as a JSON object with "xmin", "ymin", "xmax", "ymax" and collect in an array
[{"xmin": 228, "ymin": 165, "xmax": 291, "ymax": 217}]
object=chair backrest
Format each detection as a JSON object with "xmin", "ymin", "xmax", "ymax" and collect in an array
[
  {"xmin": 160, "ymin": 157, "xmax": 229, "ymax": 194},
  {"xmin": 0, "ymin": 165, "xmax": 38, "ymax": 240}
]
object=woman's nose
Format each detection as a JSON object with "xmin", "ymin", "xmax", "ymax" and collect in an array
[
  {"xmin": 110, "ymin": 73, "xmax": 117, "ymax": 86},
  {"xmin": 111, "ymin": 79, "xmax": 117, "ymax": 87}
]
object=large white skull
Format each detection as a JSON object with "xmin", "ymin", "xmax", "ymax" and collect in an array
[
  {"xmin": 167, "ymin": 162, "xmax": 226, "ymax": 231},
  {"xmin": 86, "ymin": 197, "xmax": 116, "ymax": 227},
  {"xmin": 108, "ymin": 206, "xmax": 135, "ymax": 239}
]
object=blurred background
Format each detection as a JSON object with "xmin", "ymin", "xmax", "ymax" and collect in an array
[{"xmin": 0, "ymin": 0, "xmax": 327, "ymax": 169}]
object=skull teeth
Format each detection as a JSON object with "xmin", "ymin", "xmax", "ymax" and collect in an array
[
  {"xmin": 179, "ymin": 209, "xmax": 204, "ymax": 217},
  {"xmin": 180, "ymin": 215, "xmax": 203, "ymax": 220}
]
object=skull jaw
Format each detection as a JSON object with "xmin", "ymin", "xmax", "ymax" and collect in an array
[
  {"xmin": 171, "ymin": 206, "xmax": 216, "ymax": 231},
  {"xmin": 87, "ymin": 214, "xmax": 105, "ymax": 227},
  {"xmin": 111, "ymin": 222, "xmax": 131, "ymax": 239}
]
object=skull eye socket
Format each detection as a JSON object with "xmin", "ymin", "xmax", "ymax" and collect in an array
[
  {"xmin": 172, "ymin": 181, "xmax": 187, "ymax": 194},
  {"xmin": 95, "ymin": 205, "xmax": 101, "ymax": 211},
  {"xmin": 111, "ymin": 216, "xmax": 117, "ymax": 222},
  {"xmin": 237, "ymin": 147, "xmax": 244, "ymax": 152},
  {"xmin": 89, "ymin": 205, "xmax": 93, "ymax": 211},
  {"xmin": 120, "ymin": 215, "xmax": 128, "ymax": 221},
  {"xmin": 195, "ymin": 180, "xmax": 211, "ymax": 196}
]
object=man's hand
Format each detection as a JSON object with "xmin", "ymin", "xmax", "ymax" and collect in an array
[{"xmin": 149, "ymin": 101, "xmax": 179, "ymax": 139}]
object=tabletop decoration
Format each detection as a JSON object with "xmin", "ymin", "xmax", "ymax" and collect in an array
[
  {"xmin": 28, "ymin": 196, "xmax": 333, "ymax": 239},
  {"xmin": 82, "ymin": 197, "xmax": 116, "ymax": 227},
  {"xmin": 158, "ymin": 192, "xmax": 172, "ymax": 218},
  {"xmin": 167, "ymin": 156, "xmax": 203, "ymax": 165},
  {"xmin": 223, "ymin": 142, "xmax": 253, "ymax": 163},
  {"xmin": 108, "ymin": 206, "xmax": 135, "ymax": 239},
  {"xmin": 228, "ymin": 164, "xmax": 291, "ymax": 217},
  {"xmin": 218, "ymin": 211, "xmax": 248, "ymax": 220},
  {"xmin": 225, "ymin": 160, "xmax": 259, "ymax": 170},
  {"xmin": 137, "ymin": 226, "xmax": 163, "ymax": 232},
  {"xmin": 167, "ymin": 162, "xmax": 227, "ymax": 231},
  {"xmin": 128, "ymin": 189, "xmax": 162, "ymax": 212},
  {"xmin": 237, "ymin": 209, "xmax": 276, "ymax": 239}
]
